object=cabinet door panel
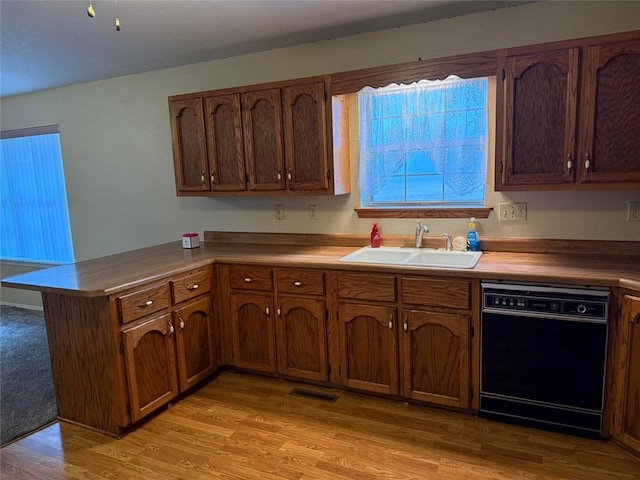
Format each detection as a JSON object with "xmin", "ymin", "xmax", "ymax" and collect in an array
[
  {"xmin": 231, "ymin": 293, "xmax": 276, "ymax": 372},
  {"xmin": 618, "ymin": 295, "xmax": 640, "ymax": 453},
  {"xmin": 338, "ymin": 303, "xmax": 398, "ymax": 395},
  {"xmin": 242, "ymin": 89, "xmax": 286, "ymax": 191},
  {"xmin": 282, "ymin": 82, "xmax": 329, "ymax": 191},
  {"xmin": 174, "ymin": 296, "xmax": 216, "ymax": 392},
  {"xmin": 277, "ymin": 297, "xmax": 327, "ymax": 381},
  {"xmin": 499, "ymin": 49, "xmax": 578, "ymax": 187},
  {"xmin": 580, "ymin": 42, "xmax": 640, "ymax": 184},
  {"xmin": 169, "ymin": 98, "xmax": 209, "ymax": 192},
  {"xmin": 205, "ymin": 94, "xmax": 246, "ymax": 191},
  {"xmin": 401, "ymin": 310, "xmax": 469, "ymax": 409},
  {"xmin": 123, "ymin": 313, "xmax": 178, "ymax": 423}
]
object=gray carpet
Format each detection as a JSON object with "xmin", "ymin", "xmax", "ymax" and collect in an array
[{"xmin": 0, "ymin": 305, "xmax": 57, "ymax": 445}]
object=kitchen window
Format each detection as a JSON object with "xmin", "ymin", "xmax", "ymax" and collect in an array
[
  {"xmin": 355, "ymin": 75, "xmax": 494, "ymax": 218},
  {"xmin": 1, "ymin": 125, "xmax": 75, "ymax": 264}
]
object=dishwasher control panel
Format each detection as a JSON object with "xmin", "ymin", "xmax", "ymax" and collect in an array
[{"xmin": 482, "ymin": 282, "xmax": 609, "ymax": 321}]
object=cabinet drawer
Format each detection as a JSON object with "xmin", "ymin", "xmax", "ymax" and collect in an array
[
  {"xmin": 171, "ymin": 266, "xmax": 212, "ymax": 304},
  {"xmin": 276, "ymin": 269, "xmax": 325, "ymax": 295},
  {"xmin": 401, "ymin": 277, "xmax": 470, "ymax": 310},
  {"xmin": 228, "ymin": 265, "xmax": 273, "ymax": 291},
  {"xmin": 118, "ymin": 282, "xmax": 170, "ymax": 324},
  {"xmin": 337, "ymin": 272, "xmax": 396, "ymax": 302}
]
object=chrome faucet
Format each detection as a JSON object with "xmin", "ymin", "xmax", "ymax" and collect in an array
[
  {"xmin": 415, "ymin": 221, "xmax": 429, "ymax": 248},
  {"xmin": 443, "ymin": 233, "xmax": 453, "ymax": 251}
]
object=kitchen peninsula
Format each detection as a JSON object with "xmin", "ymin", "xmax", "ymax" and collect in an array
[{"xmin": 2, "ymin": 232, "xmax": 639, "ymax": 457}]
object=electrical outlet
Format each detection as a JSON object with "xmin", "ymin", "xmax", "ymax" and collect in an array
[
  {"xmin": 499, "ymin": 203, "xmax": 527, "ymax": 221},
  {"xmin": 628, "ymin": 201, "xmax": 640, "ymax": 222},
  {"xmin": 275, "ymin": 204, "xmax": 285, "ymax": 220},
  {"xmin": 308, "ymin": 205, "xmax": 317, "ymax": 220}
]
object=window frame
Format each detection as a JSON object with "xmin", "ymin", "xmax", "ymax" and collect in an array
[
  {"xmin": 1, "ymin": 124, "xmax": 75, "ymax": 264},
  {"xmin": 330, "ymin": 50, "xmax": 497, "ymax": 219}
]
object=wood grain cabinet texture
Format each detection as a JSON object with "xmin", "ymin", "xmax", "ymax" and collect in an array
[
  {"xmin": 39, "ymin": 265, "xmax": 217, "ymax": 435},
  {"xmin": 169, "ymin": 77, "xmax": 347, "ymax": 197},
  {"xmin": 221, "ymin": 265, "xmax": 329, "ymax": 382},
  {"xmin": 334, "ymin": 271, "xmax": 478, "ymax": 410},
  {"xmin": 496, "ymin": 31, "xmax": 640, "ymax": 190},
  {"xmin": 121, "ymin": 265, "xmax": 217, "ymax": 424},
  {"xmin": 612, "ymin": 293, "xmax": 640, "ymax": 455}
]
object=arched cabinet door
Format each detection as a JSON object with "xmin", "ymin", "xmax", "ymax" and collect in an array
[
  {"xmin": 498, "ymin": 48, "xmax": 579, "ymax": 188},
  {"xmin": 282, "ymin": 82, "xmax": 329, "ymax": 192},
  {"xmin": 276, "ymin": 297, "xmax": 328, "ymax": 381},
  {"xmin": 123, "ymin": 313, "xmax": 178, "ymax": 423},
  {"xmin": 579, "ymin": 40, "xmax": 640, "ymax": 184},
  {"xmin": 230, "ymin": 293, "xmax": 277, "ymax": 372},
  {"xmin": 173, "ymin": 296, "xmax": 216, "ymax": 392},
  {"xmin": 241, "ymin": 89, "xmax": 286, "ymax": 191},
  {"xmin": 338, "ymin": 303, "xmax": 398, "ymax": 396},
  {"xmin": 204, "ymin": 94, "xmax": 246, "ymax": 191},
  {"xmin": 400, "ymin": 309, "xmax": 470, "ymax": 409},
  {"xmin": 169, "ymin": 98, "xmax": 209, "ymax": 193}
]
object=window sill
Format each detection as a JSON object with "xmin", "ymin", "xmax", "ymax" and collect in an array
[{"xmin": 355, "ymin": 207, "xmax": 492, "ymax": 219}]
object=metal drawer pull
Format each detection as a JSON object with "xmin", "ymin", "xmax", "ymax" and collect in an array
[
  {"xmin": 293, "ymin": 281, "xmax": 304, "ymax": 287},
  {"xmin": 187, "ymin": 284, "xmax": 199, "ymax": 291},
  {"xmin": 244, "ymin": 278, "xmax": 253, "ymax": 283},
  {"xmin": 138, "ymin": 299, "xmax": 153, "ymax": 307}
]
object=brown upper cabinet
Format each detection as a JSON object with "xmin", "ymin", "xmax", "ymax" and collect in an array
[
  {"xmin": 496, "ymin": 31, "xmax": 640, "ymax": 190},
  {"xmin": 169, "ymin": 77, "xmax": 347, "ymax": 197}
]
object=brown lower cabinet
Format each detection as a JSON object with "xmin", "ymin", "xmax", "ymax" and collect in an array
[
  {"xmin": 230, "ymin": 292, "xmax": 277, "ymax": 373},
  {"xmin": 223, "ymin": 265, "xmax": 329, "ymax": 382},
  {"xmin": 613, "ymin": 293, "xmax": 640, "ymax": 454},
  {"xmin": 123, "ymin": 295, "xmax": 216, "ymax": 423},
  {"xmin": 334, "ymin": 271, "xmax": 477, "ymax": 410},
  {"xmin": 338, "ymin": 303, "xmax": 399, "ymax": 395},
  {"xmin": 401, "ymin": 310, "xmax": 470, "ymax": 409}
]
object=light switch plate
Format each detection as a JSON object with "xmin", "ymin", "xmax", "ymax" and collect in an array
[{"xmin": 499, "ymin": 203, "xmax": 527, "ymax": 221}]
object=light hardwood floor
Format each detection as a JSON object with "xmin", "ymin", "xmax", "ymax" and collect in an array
[{"xmin": 1, "ymin": 371, "xmax": 639, "ymax": 480}]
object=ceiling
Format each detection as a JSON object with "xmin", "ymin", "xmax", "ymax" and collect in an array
[{"xmin": 0, "ymin": 0, "xmax": 527, "ymax": 98}]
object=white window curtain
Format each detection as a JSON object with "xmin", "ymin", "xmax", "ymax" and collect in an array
[
  {"xmin": 358, "ymin": 76, "xmax": 488, "ymax": 207},
  {"xmin": 1, "ymin": 127, "xmax": 75, "ymax": 264}
]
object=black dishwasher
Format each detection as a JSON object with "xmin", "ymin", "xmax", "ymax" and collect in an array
[{"xmin": 479, "ymin": 282, "xmax": 609, "ymax": 437}]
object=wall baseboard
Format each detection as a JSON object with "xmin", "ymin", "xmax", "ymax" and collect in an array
[{"xmin": 0, "ymin": 301, "xmax": 44, "ymax": 312}]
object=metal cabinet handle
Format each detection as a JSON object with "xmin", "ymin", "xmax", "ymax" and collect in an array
[
  {"xmin": 403, "ymin": 318, "xmax": 408, "ymax": 332},
  {"xmin": 168, "ymin": 321, "xmax": 175, "ymax": 335},
  {"xmin": 179, "ymin": 317, "xmax": 185, "ymax": 331},
  {"xmin": 585, "ymin": 154, "xmax": 591, "ymax": 171},
  {"xmin": 277, "ymin": 303, "xmax": 282, "ymax": 316},
  {"xmin": 566, "ymin": 154, "xmax": 572, "ymax": 173},
  {"xmin": 287, "ymin": 169, "xmax": 292, "ymax": 180},
  {"xmin": 265, "ymin": 306, "xmax": 270, "ymax": 316},
  {"xmin": 293, "ymin": 281, "xmax": 304, "ymax": 287},
  {"xmin": 244, "ymin": 277, "xmax": 253, "ymax": 283},
  {"xmin": 138, "ymin": 299, "xmax": 153, "ymax": 308},
  {"xmin": 201, "ymin": 171, "xmax": 205, "ymax": 183},
  {"xmin": 187, "ymin": 284, "xmax": 199, "ymax": 291},
  {"xmin": 211, "ymin": 173, "xmax": 216, "ymax": 184},
  {"xmin": 388, "ymin": 315, "xmax": 393, "ymax": 330},
  {"xmin": 277, "ymin": 171, "xmax": 282, "ymax": 180}
]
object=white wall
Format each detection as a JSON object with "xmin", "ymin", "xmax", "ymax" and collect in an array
[{"xmin": 2, "ymin": 1, "xmax": 640, "ymax": 306}]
